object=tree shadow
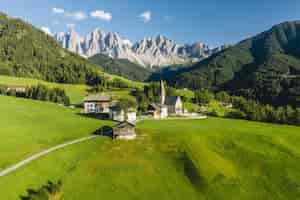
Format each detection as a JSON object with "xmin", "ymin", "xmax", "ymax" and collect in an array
[
  {"xmin": 181, "ymin": 152, "xmax": 207, "ymax": 192},
  {"xmin": 76, "ymin": 113, "xmax": 110, "ymax": 120}
]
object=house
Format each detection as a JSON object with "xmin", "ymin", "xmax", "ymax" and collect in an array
[
  {"xmin": 113, "ymin": 121, "xmax": 136, "ymax": 140},
  {"xmin": 126, "ymin": 109, "xmax": 137, "ymax": 122},
  {"xmin": 109, "ymin": 105, "xmax": 125, "ymax": 122},
  {"xmin": 109, "ymin": 106, "xmax": 137, "ymax": 122},
  {"xmin": 148, "ymin": 104, "xmax": 168, "ymax": 119},
  {"xmin": 6, "ymin": 85, "xmax": 26, "ymax": 93},
  {"xmin": 165, "ymin": 96, "xmax": 183, "ymax": 115},
  {"xmin": 84, "ymin": 94, "xmax": 111, "ymax": 113}
]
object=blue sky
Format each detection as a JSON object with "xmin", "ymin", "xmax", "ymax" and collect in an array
[{"xmin": 1, "ymin": 0, "xmax": 300, "ymax": 46}]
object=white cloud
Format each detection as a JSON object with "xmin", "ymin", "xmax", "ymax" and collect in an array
[
  {"xmin": 52, "ymin": 7, "xmax": 65, "ymax": 14},
  {"xmin": 139, "ymin": 11, "xmax": 152, "ymax": 23},
  {"xmin": 41, "ymin": 26, "xmax": 52, "ymax": 36},
  {"xmin": 90, "ymin": 10, "xmax": 112, "ymax": 21},
  {"xmin": 65, "ymin": 11, "xmax": 87, "ymax": 21}
]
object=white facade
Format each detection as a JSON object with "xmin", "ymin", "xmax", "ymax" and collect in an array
[
  {"xmin": 160, "ymin": 107, "xmax": 168, "ymax": 118},
  {"xmin": 84, "ymin": 102, "xmax": 97, "ymax": 113},
  {"xmin": 110, "ymin": 110, "xmax": 125, "ymax": 122},
  {"xmin": 127, "ymin": 112, "xmax": 137, "ymax": 122},
  {"xmin": 84, "ymin": 102, "xmax": 110, "ymax": 113}
]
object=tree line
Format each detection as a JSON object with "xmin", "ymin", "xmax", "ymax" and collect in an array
[
  {"xmin": 194, "ymin": 90, "xmax": 300, "ymax": 126},
  {"xmin": 0, "ymin": 84, "xmax": 70, "ymax": 105}
]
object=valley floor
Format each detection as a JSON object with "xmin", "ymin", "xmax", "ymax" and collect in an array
[{"xmin": 0, "ymin": 98, "xmax": 299, "ymax": 200}]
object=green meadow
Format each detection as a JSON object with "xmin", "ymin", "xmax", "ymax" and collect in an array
[
  {"xmin": 0, "ymin": 75, "xmax": 138, "ymax": 104},
  {"xmin": 0, "ymin": 95, "xmax": 114, "ymax": 171},
  {"xmin": 0, "ymin": 111, "xmax": 299, "ymax": 199},
  {"xmin": 0, "ymin": 75, "xmax": 88, "ymax": 105}
]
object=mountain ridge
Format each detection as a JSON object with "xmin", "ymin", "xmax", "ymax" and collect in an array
[
  {"xmin": 169, "ymin": 20, "xmax": 300, "ymax": 106},
  {"xmin": 55, "ymin": 28, "xmax": 224, "ymax": 67}
]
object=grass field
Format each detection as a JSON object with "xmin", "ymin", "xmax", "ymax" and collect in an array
[
  {"xmin": 0, "ymin": 95, "xmax": 114, "ymax": 171},
  {"xmin": 0, "ymin": 116, "xmax": 299, "ymax": 199},
  {"xmin": 0, "ymin": 75, "xmax": 88, "ymax": 104},
  {"xmin": 0, "ymin": 75, "xmax": 138, "ymax": 105}
]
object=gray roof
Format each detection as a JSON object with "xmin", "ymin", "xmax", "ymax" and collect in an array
[
  {"xmin": 110, "ymin": 105, "xmax": 123, "ymax": 111},
  {"xmin": 165, "ymin": 96, "xmax": 179, "ymax": 105},
  {"xmin": 148, "ymin": 103, "xmax": 166, "ymax": 111},
  {"xmin": 84, "ymin": 94, "xmax": 111, "ymax": 102},
  {"xmin": 114, "ymin": 121, "xmax": 135, "ymax": 128}
]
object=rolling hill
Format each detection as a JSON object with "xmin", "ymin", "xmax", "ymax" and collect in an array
[
  {"xmin": 1, "ymin": 117, "xmax": 300, "ymax": 199},
  {"xmin": 170, "ymin": 21, "xmax": 300, "ymax": 106},
  {"xmin": 0, "ymin": 95, "xmax": 114, "ymax": 171},
  {"xmin": 89, "ymin": 54, "xmax": 152, "ymax": 82},
  {"xmin": 0, "ymin": 13, "xmax": 105, "ymax": 84}
]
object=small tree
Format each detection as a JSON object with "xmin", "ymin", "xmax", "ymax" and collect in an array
[
  {"xmin": 195, "ymin": 89, "xmax": 214, "ymax": 105},
  {"xmin": 117, "ymin": 98, "xmax": 137, "ymax": 112}
]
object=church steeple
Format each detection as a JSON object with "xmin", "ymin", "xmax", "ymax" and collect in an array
[{"xmin": 160, "ymin": 80, "xmax": 165, "ymax": 105}]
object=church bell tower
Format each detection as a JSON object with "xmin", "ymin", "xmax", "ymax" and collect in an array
[{"xmin": 160, "ymin": 80, "xmax": 166, "ymax": 105}]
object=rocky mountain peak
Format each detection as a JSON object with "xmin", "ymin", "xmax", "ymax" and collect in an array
[{"xmin": 55, "ymin": 27, "xmax": 222, "ymax": 67}]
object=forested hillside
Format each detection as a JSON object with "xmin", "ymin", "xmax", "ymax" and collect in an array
[
  {"xmin": 89, "ymin": 54, "xmax": 151, "ymax": 82},
  {"xmin": 170, "ymin": 21, "xmax": 300, "ymax": 106},
  {"xmin": 0, "ymin": 13, "xmax": 102, "ymax": 84}
]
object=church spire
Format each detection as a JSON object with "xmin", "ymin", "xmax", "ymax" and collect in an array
[{"xmin": 160, "ymin": 80, "xmax": 165, "ymax": 105}]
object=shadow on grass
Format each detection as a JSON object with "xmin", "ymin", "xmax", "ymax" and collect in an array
[
  {"xmin": 76, "ymin": 113, "xmax": 110, "ymax": 120},
  {"xmin": 20, "ymin": 180, "xmax": 62, "ymax": 200},
  {"xmin": 93, "ymin": 125, "xmax": 114, "ymax": 139},
  {"xmin": 181, "ymin": 152, "xmax": 207, "ymax": 192}
]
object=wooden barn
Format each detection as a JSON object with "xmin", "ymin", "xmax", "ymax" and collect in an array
[{"xmin": 113, "ymin": 122, "xmax": 136, "ymax": 140}]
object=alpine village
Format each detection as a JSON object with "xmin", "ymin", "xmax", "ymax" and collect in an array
[{"xmin": 0, "ymin": 2, "xmax": 300, "ymax": 200}]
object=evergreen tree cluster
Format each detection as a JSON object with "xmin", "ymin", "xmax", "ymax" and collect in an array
[
  {"xmin": 0, "ymin": 84, "xmax": 70, "ymax": 105},
  {"xmin": 169, "ymin": 21, "xmax": 300, "ymax": 107},
  {"xmin": 0, "ymin": 13, "xmax": 104, "ymax": 85},
  {"xmin": 194, "ymin": 89, "xmax": 300, "ymax": 126},
  {"xmin": 89, "ymin": 54, "xmax": 152, "ymax": 82}
]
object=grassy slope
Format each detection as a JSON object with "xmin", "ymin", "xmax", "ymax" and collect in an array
[
  {"xmin": 1, "ymin": 118, "xmax": 300, "ymax": 199},
  {"xmin": 0, "ymin": 75, "xmax": 88, "ymax": 104},
  {"xmin": 0, "ymin": 95, "xmax": 114, "ymax": 171},
  {"xmin": 0, "ymin": 75, "xmax": 139, "ymax": 104}
]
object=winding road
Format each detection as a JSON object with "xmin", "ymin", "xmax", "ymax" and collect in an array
[{"xmin": 0, "ymin": 135, "xmax": 97, "ymax": 177}]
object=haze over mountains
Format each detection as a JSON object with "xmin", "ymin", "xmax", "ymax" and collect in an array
[{"xmin": 55, "ymin": 28, "xmax": 224, "ymax": 67}]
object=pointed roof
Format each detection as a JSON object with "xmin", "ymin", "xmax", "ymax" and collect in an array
[
  {"xmin": 165, "ymin": 96, "xmax": 180, "ymax": 105},
  {"xmin": 84, "ymin": 94, "xmax": 111, "ymax": 102}
]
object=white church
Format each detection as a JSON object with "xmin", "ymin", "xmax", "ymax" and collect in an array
[{"xmin": 148, "ymin": 80, "xmax": 183, "ymax": 119}]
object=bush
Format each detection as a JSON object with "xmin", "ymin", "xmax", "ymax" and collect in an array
[
  {"xmin": 226, "ymin": 110, "xmax": 247, "ymax": 119},
  {"xmin": 20, "ymin": 181, "xmax": 62, "ymax": 200}
]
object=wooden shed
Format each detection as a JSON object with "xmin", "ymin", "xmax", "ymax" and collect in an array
[{"xmin": 113, "ymin": 122, "xmax": 136, "ymax": 140}]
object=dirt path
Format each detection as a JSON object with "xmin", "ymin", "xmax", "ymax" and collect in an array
[{"xmin": 0, "ymin": 135, "xmax": 97, "ymax": 177}]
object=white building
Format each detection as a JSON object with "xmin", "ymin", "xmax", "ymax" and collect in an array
[
  {"xmin": 165, "ymin": 96, "xmax": 183, "ymax": 115},
  {"xmin": 109, "ymin": 106, "xmax": 137, "ymax": 123},
  {"xmin": 148, "ymin": 80, "xmax": 184, "ymax": 119},
  {"xmin": 84, "ymin": 95, "xmax": 111, "ymax": 113},
  {"xmin": 127, "ymin": 110, "xmax": 137, "ymax": 122}
]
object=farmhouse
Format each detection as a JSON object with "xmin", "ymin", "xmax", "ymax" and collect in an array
[
  {"xmin": 113, "ymin": 121, "xmax": 136, "ymax": 140},
  {"xmin": 84, "ymin": 94, "xmax": 111, "ymax": 113},
  {"xmin": 6, "ymin": 85, "xmax": 26, "ymax": 93},
  {"xmin": 109, "ymin": 106, "xmax": 137, "ymax": 122}
]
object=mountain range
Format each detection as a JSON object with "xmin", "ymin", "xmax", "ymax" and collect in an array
[
  {"xmin": 55, "ymin": 28, "xmax": 224, "ymax": 67},
  {"xmin": 170, "ymin": 20, "xmax": 300, "ymax": 106}
]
